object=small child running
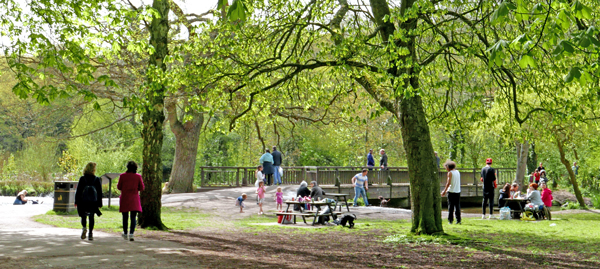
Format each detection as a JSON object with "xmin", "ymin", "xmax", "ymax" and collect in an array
[
  {"xmin": 236, "ymin": 193, "xmax": 247, "ymax": 213},
  {"xmin": 256, "ymin": 181, "xmax": 266, "ymax": 215},
  {"xmin": 275, "ymin": 187, "xmax": 283, "ymax": 211}
]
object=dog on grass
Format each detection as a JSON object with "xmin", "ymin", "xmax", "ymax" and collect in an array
[{"xmin": 378, "ymin": 196, "xmax": 390, "ymax": 207}]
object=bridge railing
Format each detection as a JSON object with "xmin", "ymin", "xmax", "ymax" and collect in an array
[{"xmin": 197, "ymin": 166, "xmax": 516, "ymax": 187}]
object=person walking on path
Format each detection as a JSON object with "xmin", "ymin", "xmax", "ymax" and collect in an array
[
  {"xmin": 538, "ymin": 162, "xmax": 545, "ymax": 172},
  {"xmin": 367, "ymin": 149, "xmax": 375, "ymax": 170},
  {"xmin": 259, "ymin": 149, "xmax": 274, "ymax": 186},
  {"xmin": 379, "ymin": 149, "xmax": 388, "ymax": 170},
  {"xmin": 117, "ymin": 161, "xmax": 145, "ymax": 242},
  {"xmin": 441, "ymin": 161, "xmax": 461, "ymax": 224},
  {"xmin": 352, "ymin": 169, "xmax": 370, "ymax": 207},
  {"xmin": 74, "ymin": 162, "xmax": 103, "ymax": 241},
  {"xmin": 272, "ymin": 146, "xmax": 283, "ymax": 185},
  {"xmin": 480, "ymin": 158, "xmax": 497, "ymax": 219}
]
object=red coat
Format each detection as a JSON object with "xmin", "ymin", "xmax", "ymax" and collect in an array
[{"xmin": 117, "ymin": 172, "xmax": 145, "ymax": 212}]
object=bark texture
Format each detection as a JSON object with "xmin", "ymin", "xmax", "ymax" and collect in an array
[
  {"xmin": 166, "ymin": 101, "xmax": 202, "ymax": 193},
  {"xmin": 515, "ymin": 141, "xmax": 529, "ymax": 192},
  {"xmin": 369, "ymin": 0, "xmax": 443, "ymax": 234},
  {"xmin": 139, "ymin": 0, "xmax": 169, "ymax": 229},
  {"xmin": 555, "ymin": 136, "xmax": 586, "ymax": 207}
]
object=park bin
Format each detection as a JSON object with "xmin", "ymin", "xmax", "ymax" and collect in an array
[{"xmin": 53, "ymin": 181, "xmax": 78, "ymax": 212}]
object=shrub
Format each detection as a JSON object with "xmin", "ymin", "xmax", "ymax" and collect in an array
[{"xmin": 0, "ymin": 181, "xmax": 54, "ymax": 196}]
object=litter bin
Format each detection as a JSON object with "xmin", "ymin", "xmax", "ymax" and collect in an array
[{"xmin": 53, "ymin": 181, "xmax": 78, "ymax": 212}]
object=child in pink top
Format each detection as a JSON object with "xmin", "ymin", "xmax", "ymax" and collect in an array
[
  {"xmin": 275, "ymin": 187, "xmax": 283, "ymax": 211},
  {"xmin": 540, "ymin": 182, "xmax": 553, "ymax": 207},
  {"xmin": 256, "ymin": 181, "xmax": 266, "ymax": 215}
]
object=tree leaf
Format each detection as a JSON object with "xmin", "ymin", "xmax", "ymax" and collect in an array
[
  {"xmin": 93, "ymin": 102, "xmax": 102, "ymax": 111},
  {"xmin": 491, "ymin": 2, "xmax": 511, "ymax": 23},
  {"xmin": 564, "ymin": 67, "xmax": 581, "ymax": 83},
  {"xmin": 518, "ymin": 54, "xmax": 536, "ymax": 68}
]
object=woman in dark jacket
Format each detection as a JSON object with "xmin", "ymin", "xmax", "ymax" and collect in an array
[
  {"xmin": 74, "ymin": 162, "xmax": 103, "ymax": 241},
  {"xmin": 498, "ymin": 183, "xmax": 511, "ymax": 208},
  {"xmin": 294, "ymin": 181, "xmax": 311, "ymax": 211}
]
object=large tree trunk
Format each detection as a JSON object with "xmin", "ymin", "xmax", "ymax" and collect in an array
[
  {"xmin": 400, "ymin": 94, "xmax": 444, "ymax": 235},
  {"xmin": 555, "ymin": 135, "xmax": 586, "ymax": 207},
  {"xmin": 368, "ymin": 0, "xmax": 443, "ymax": 234},
  {"xmin": 139, "ymin": 0, "xmax": 169, "ymax": 229},
  {"xmin": 515, "ymin": 140, "xmax": 529, "ymax": 192},
  {"xmin": 166, "ymin": 101, "xmax": 203, "ymax": 193}
]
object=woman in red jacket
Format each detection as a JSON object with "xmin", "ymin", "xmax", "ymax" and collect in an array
[{"xmin": 117, "ymin": 161, "xmax": 145, "ymax": 241}]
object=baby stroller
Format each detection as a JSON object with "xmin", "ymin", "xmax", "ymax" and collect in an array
[{"xmin": 524, "ymin": 204, "xmax": 549, "ymax": 220}]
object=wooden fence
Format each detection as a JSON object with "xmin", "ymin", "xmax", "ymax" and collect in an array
[{"xmin": 197, "ymin": 166, "xmax": 516, "ymax": 187}]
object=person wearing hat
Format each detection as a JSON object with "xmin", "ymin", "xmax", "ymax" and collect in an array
[
  {"xmin": 480, "ymin": 158, "xmax": 497, "ymax": 219},
  {"xmin": 13, "ymin": 190, "xmax": 40, "ymax": 205}
]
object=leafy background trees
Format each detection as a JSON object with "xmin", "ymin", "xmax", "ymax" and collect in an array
[{"xmin": 1, "ymin": 0, "xmax": 599, "ymax": 233}]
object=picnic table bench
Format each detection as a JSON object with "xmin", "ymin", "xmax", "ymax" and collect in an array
[
  {"xmin": 500, "ymin": 198, "xmax": 529, "ymax": 219},
  {"xmin": 279, "ymin": 200, "xmax": 339, "ymax": 225},
  {"xmin": 324, "ymin": 193, "xmax": 350, "ymax": 212}
]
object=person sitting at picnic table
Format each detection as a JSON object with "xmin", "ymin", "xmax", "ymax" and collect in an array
[
  {"xmin": 510, "ymin": 183, "xmax": 521, "ymax": 198},
  {"xmin": 525, "ymin": 183, "xmax": 544, "ymax": 209},
  {"xmin": 295, "ymin": 181, "xmax": 311, "ymax": 211},
  {"xmin": 498, "ymin": 183, "xmax": 511, "ymax": 207},
  {"xmin": 310, "ymin": 181, "xmax": 326, "ymax": 201},
  {"xmin": 13, "ymin": 190, "xmax": 40, "ymax": 205}
]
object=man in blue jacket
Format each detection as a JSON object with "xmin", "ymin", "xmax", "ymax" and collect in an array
[{"xmin": 367, "ymin": 149, "xmax": 375, "ymax": 170}]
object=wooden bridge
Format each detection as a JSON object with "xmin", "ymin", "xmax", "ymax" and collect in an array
[{"xmin": 197, "ymin": 166, "xmax": 516, "ymax": 208}]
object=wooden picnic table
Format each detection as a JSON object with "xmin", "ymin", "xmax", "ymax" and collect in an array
[
  {"xmin": 324, "ymin": 193, "xmax": 350, "ymax": 212},
  {"xmin": 280, "ymin": 200, "xmax": 339, "ymax": 225},
  {"xmin": 500, "ymin": 198, "xmax": 529, "ymax": 219}
]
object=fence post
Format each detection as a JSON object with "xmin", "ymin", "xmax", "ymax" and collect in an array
[
  {"xmin": 201, "ymin": 168, "xmax": 205, "ymax": 187},
  {"xmin": 473, "ymin": 168, "xmax": 477, "ymax": 197},
  {"xmin": 236, "ymin": 168, "xmax": 240, "ymax": 187}
]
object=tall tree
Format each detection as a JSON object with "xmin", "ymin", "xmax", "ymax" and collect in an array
[{"xmin": 139, "ymin": 0, "xmax": 170, "ymax": 229}]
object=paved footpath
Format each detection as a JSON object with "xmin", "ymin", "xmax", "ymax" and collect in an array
[{"xmin": 0, "ymin": 197, "xmax": 200, "ymax": 269}]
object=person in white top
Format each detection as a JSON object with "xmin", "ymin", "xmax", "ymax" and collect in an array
[
  {"xmin": 254, "ymin": 165, "xmax": 265, "ymax": 204},
  {"xmin": 441, "ymin": 161, "xmax": 461, "ymax": 225}
]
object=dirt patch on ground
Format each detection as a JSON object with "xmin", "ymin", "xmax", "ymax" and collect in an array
[{"xmin": 140, "ymin": 225, "xmax": 597, "ymax": 269}]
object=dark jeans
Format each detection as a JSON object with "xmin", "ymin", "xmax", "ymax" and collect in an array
[
  {"xmin": 482, "ymin": 191, "xmax": 495, "ymax": 215},
  {"xmin": 122, "ymin": 211, "xmax": 138, "ymax": 235},
  {"xmin": 81, "ymin": 214, "xmax": 95, "ymax": 232},
  {"xmin": 447, "ymin": 192, "xmax": 461, "ymax": 223},
  {"xmin": 265, "ymin": 174, "xmax": 273, "ymax": 185}
]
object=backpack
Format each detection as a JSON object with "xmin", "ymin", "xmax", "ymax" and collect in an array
[{"xmin": 82, "ymin": 177, "xmax": 98, "ymax": 203}]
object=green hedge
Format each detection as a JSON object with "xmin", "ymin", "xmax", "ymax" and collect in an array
[
  {"xmin": 0, "ymin": 181, "xmax": 54, "ymax": 196},
  {"xmin": 0, "ymin": 180, "xmax": 120, "ymax": 198}
]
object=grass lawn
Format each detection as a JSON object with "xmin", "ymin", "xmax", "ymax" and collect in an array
[{"xmin": 34, "ymin": 208, "xmax": 600, "ymax": 267}]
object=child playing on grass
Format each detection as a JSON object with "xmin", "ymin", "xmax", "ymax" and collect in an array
[
  {"xmin": 275, "ymin": 187, "xmax": 283, "ymax": 211},
  {"xmin": 236, "ymin": 193, "xmax": 247, "ymax": 213},
  {"xmin": 256, "ymin": 181, "xmax": 266, "ymax": 215}
]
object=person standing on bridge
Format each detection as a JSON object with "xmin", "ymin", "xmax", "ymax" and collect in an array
[
  {"xmin": 367, "ymin": 149, "xmax": 375, "ymax": 170},
  {"xmin": 272, "ymin": 146, "xmax": 283, "ymax": 185},
  {"xmin": 259, "ymin": 149, "xmax": 274, "ymax": 186},
  {"xmin": 118, "ymin": 161, "xmax": 145, "ymax": 241},
  {"xmin": 441, "ymin": 161, "xmax": 461, "ymax": 225},
  {"xmin": 379, "ymin": 149, "xmax": 388, "ymax": 170},
  {"xmin": 480, "ymin": 158, "xmax": 497, "ymax": 219}
]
